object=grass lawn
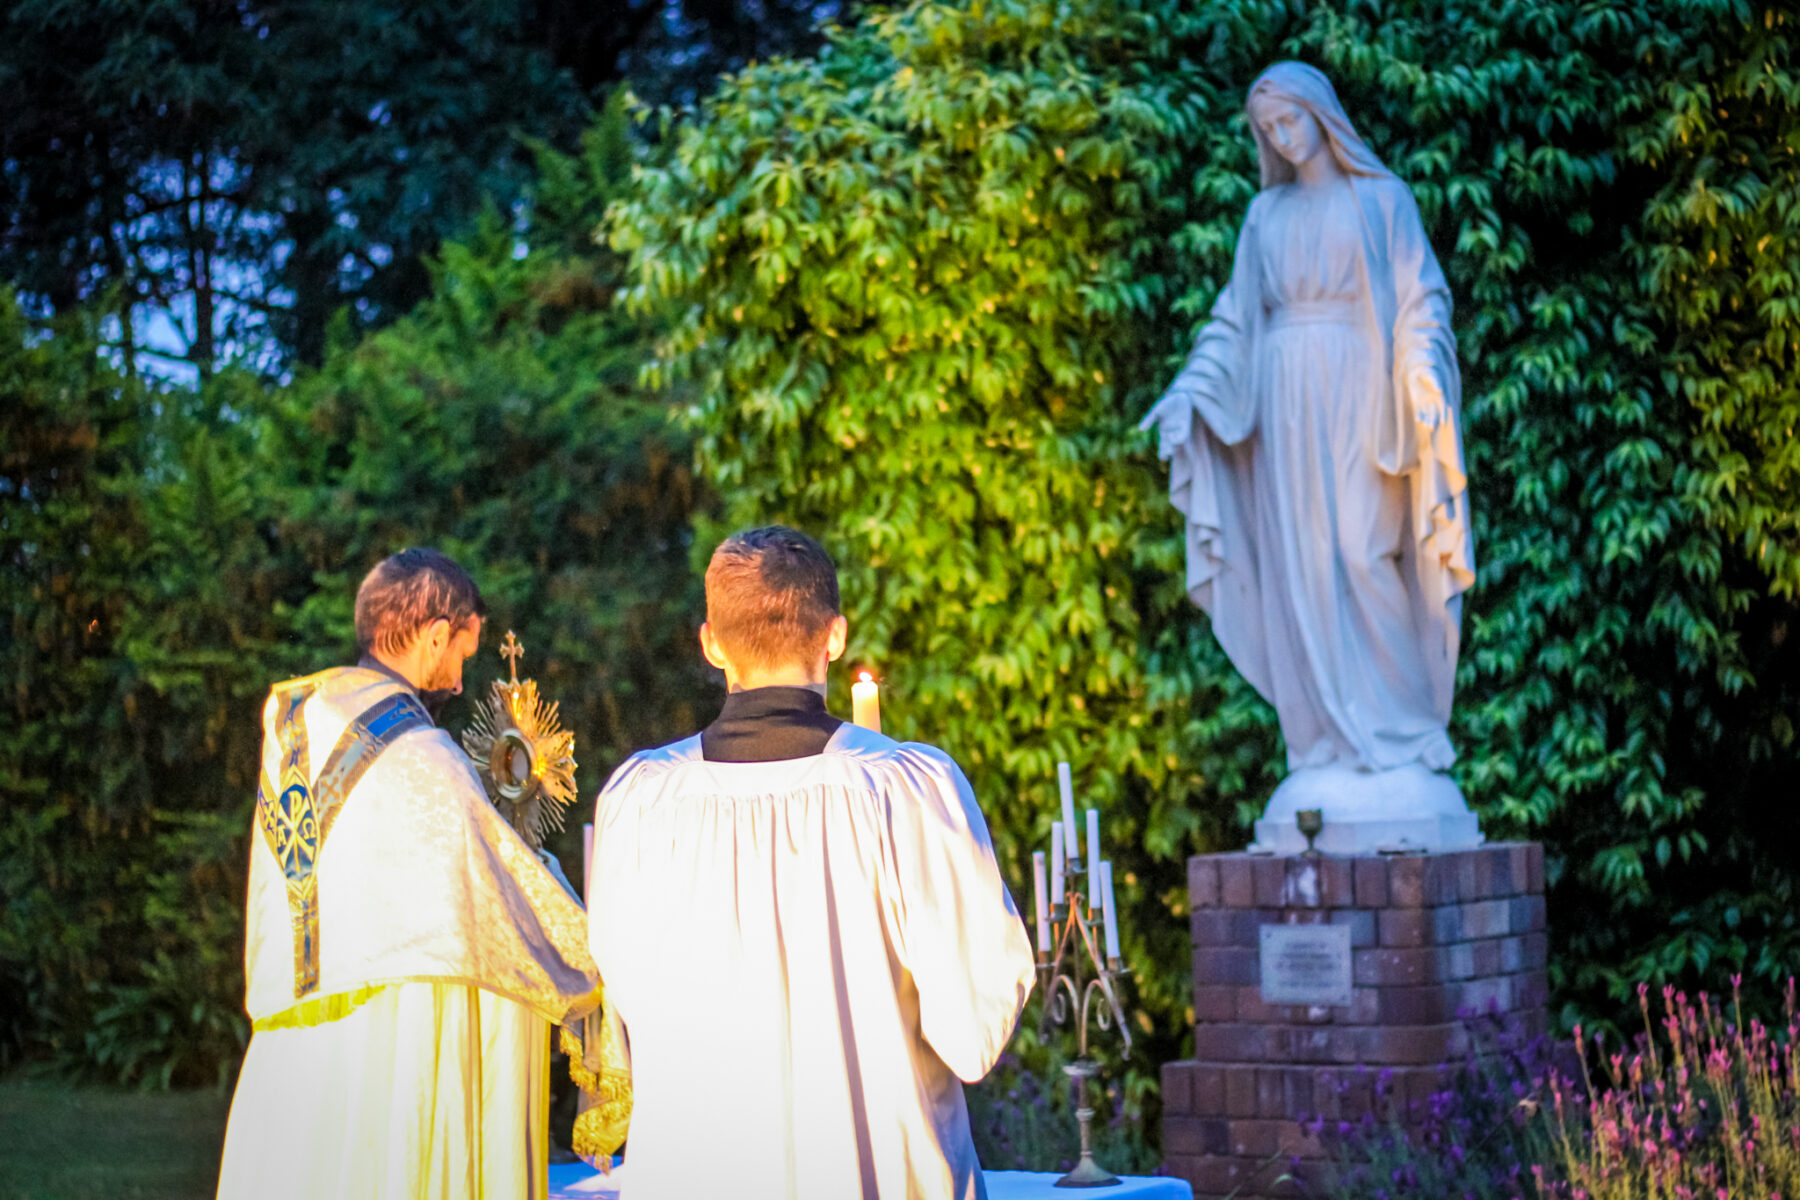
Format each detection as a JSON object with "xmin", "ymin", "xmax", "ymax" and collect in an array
[{"xmin": 0, "ymin": 1077, "xmax": 228, "ymax": 1200}]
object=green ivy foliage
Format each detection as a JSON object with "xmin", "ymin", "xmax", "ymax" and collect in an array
[
  {"xmin": 1625, "ymin": 4, "xmax": 1800, "ymax": 598},
  {"xmin": 611, "ymin": 0, "xmax": 1800, "ymax": 1102},
  {"xmin": 614, "ymin": 1, "xmax": 1267, "ymax": 1089}
]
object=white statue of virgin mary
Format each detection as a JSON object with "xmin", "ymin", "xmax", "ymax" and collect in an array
[{"xmin": 1142, "ymin": 62, "xmax": 1480, "ymax": 853}]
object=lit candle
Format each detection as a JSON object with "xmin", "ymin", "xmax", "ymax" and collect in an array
[
  {"xmin": 852, "ymin": 671, "xmax": 881, "ymax": 732},
  {"xmin": 1087, "ymin": 808, "xmax": 1101, "ymax": 911},
  {"xmin": 1099, "ymin": 861, "xmax": 1121, "ymax": 962},
  {"xmin": 583, "ymin": 823, "xmax": 594, "ymax": 898},
  {"xmin": 1050, "ymin": 823, "xmax": 1064, "ymax": 906},
  {"xmin": 1032, "ymin": 851, "xmax": 1050, "ymax": 954},
  {"xmin": 1057, "ymin": 761, "xmax": 1079, "ymax": 866}
]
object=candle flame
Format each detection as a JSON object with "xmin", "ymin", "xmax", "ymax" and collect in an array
[{"xmin": 858, "ymin": 671, "xmax": 874, "ymax": 684}]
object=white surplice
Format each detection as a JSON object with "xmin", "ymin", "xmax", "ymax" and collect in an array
[{"xmin": 588, "ymin": 721, "xmax": 1037, "ymax": 1200}]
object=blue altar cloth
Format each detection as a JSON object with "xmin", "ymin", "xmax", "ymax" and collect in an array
[{"xmin": 547, "ymin": 1161, "xmax": 1193, "ymax": 1199}]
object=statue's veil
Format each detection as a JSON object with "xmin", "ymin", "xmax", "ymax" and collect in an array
[{"xmin": 1247, "ymin": 62, "xmax": 1394, "ymax": 189}]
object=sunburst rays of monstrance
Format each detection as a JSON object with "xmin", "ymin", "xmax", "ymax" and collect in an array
[
  {"xmin": 462, "ymin": 631, "xmax": 578, "ymax": 850},
  {"xmin": 461, "ymin": 631, "xmax": 630, "ymax": 1162}
]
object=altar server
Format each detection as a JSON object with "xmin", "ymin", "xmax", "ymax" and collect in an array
[
  {"xmin": 217, "ymin": 549, "xmax": 597, "ymax": 1200},
  {"xmin": 588, "ymin": 526, "xmax": 1036, "ymax": 1200}
]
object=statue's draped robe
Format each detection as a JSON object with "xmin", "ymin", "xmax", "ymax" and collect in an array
[
  {"xmin": 1146, "ymin": 173, "xmax": 1475, "ymax": 772},
  {"xmin": 588, "ymin": 715, "xmax": 1037, "ymax": 1200},
  {"xmin": 216, "ymin": 667, "xmax": 599, "ymax": 1200}
]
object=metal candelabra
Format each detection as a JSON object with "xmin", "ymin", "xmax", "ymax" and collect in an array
[{"xmin": 1039, "ymin": 856, "xmax": 1132, "ymax": 1189}]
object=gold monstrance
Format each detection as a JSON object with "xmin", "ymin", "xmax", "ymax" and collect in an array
[
  {"xmin": 460, "ymin": 634, "xmax": 631, "ymax": 1162},
  {"xmin": 461, "ymin": 631, "xmax": 578, "ymax": 852}
]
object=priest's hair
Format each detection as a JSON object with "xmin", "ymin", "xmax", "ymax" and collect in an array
[
  {"xmin": 705, "ymin": 526, "xmax": 840, "ymax": 669},
  {"xmin": 355, "ymin": 547, "xmax": 486, "ymax": 656}
]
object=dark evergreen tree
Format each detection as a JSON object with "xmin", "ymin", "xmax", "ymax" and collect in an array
[
  {"xmin": 528, "ymin": 0, "xmax": 854, "ymax": 106},
  {"xmin": 0, "ymin": 0, "xmax": 588, "ymax": 374}
]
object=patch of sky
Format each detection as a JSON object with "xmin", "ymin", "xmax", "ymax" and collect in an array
[
  {"xmin": 80, "ymin": 154, "xmax": 294, "ymax": 384},
  {"xmin": 512, "ymin": 198, "xmax": 530, "ymax": 260}
]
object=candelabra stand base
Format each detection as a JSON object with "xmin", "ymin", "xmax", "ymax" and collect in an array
[
  {"xmin": 1054, "ymin": 1158, "xmax": 1122, "ymax": 1189},
  {"xmin": 1054, "ymin": 1060, "xmax": 1122, "ymax": 1189}
]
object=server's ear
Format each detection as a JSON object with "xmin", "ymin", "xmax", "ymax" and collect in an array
[
  {"xmin": 824, "ymin": 615, "xmax": 848, "ymax": 664},
  {"xmin": 699, "ymin": 622, "xmax": 731, "ymax": 672}
]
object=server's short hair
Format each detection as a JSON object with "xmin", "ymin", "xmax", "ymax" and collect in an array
[
  {"xmin": 354, "ymin": 548, "xmax": 485, "ymax": 656},
  {"xmin": 704, "ymin": 526, "xmax": 840, "ymax": 671}
]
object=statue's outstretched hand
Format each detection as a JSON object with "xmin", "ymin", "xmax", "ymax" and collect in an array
[
  {"xmin": 1408, "ymin": 369, "xmax": 1445, "ymax": 429},
  {"xmin": 1139, "ymin": 388, "xmax": 1194, "ymax": 459}
]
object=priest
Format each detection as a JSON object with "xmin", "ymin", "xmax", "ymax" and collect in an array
[
  {"xmin": 588, "ymin": 526, "xmax": 1036, "ymax": 1200},
  {"xmin": 216, "ymin": 548, "xmax": 598, "ymax": 1200}
]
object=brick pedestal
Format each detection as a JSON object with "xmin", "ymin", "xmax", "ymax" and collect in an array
[{"xmin": 1160, "ymin": 843, "xmax": 1548, "ymax": 1199}]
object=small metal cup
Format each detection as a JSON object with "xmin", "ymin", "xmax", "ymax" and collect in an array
[{"xmin": 1296, "ymin": 808, "xmax": 1324, "ymax": 857}]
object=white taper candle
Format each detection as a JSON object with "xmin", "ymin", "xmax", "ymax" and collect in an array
[
  {"xmin": 1087, "ymin": 808, "xmax": 1101, "ymax": 911},
  {"xmin": 851, "ymin": 672, "xmax": 881, "ymax": 731},
  {"xmin": 1050, "ymin": 823, "xmax": 1065, "ymax": 905},
  {"xmin": 1057, "ymin": 761, "xmax": 1079, "ymax": 864},
  {"xmin": 1099, "ymin": 860, "xmax": 1121, "ymax": 961},
  {"xmin": 1032, "ymin": 851, "xmax": 1050, "ymax": 953}
]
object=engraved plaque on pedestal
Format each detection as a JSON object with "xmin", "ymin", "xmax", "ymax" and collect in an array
[{"xmin": 1259, "ymin": 923, "xmax": 1352, "ymax": 1007}]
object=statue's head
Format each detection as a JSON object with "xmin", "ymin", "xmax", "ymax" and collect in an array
[
  {"xmin": 1246, "ymin": 62, "xmax": 1393, "ymax": 190},
  {"xmin": 1249, "ymin": 91, "xmax": 1327, "ymax": 173}
]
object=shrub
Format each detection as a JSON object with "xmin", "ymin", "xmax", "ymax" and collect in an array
[
  {"xmin": 1310, "ymin": 1011, "xmax": 1559, "ymax": 1200},
  {"xmin": 0, "ymin": 290, "xmax": 159, "ymax": 1075},
  {"xmin": 1316, "ymin": 983, "xmax": 1800, "ymax": 1200},
  {"xmin": 1543, "ymin": 981, "xmax": 1800, "ymax": 1199}
]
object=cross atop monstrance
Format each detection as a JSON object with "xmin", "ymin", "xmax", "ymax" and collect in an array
[{"xmin": 499, "ymin": 630, "xmax": 525, "ymax": 683}]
